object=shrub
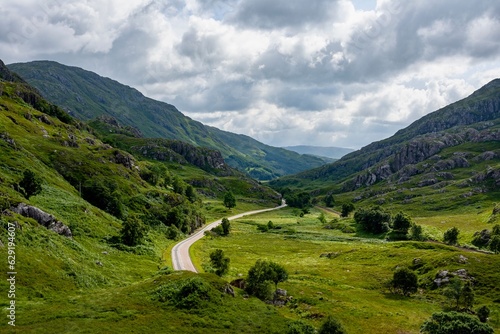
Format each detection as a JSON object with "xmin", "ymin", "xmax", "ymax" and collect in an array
[
  {"xmin": 392, "ymin": 211, "xmax": 412, "ymax": 233},
  {"xmin": 246, "ymin": 260, "xmax": 288, "ymax": 300},
  {"xmin": 489, "ymin": 235, "xmax": 500, "ymax": 254},
  {"xmin": 221, "ymin": 217, "xmax": 231, "ymax": 236},
  {"xmin": 471, "ymin": 229, "xmax": 491, "ymax": 248},
  {"xmin": 420, "ymin": 311, "xmax": 494, "ymax": 334},
  {"xmin": 286, "ymin": 320, "xmax": 316, "ymax": 334},
  {"xmin": 121, "ymin": 215, "xmax": 147, "ymax": 246},
  {"xmin": 391, "ymin": 267, "xmax": 418, "ymax": 296},
  {"xmin": 209, "ymin": 249, "xmax": 230, "ymax": 277},
  {"xmin": 443, "ymin": 227, "xmax": 460, "ymax": 245},
  {"xmin": 340, "ymin": 203, "xmax": 355, "ymax": 217},
  {"xmin": 155, "ymin": 277, "xmax": 222, "ymax": 309},
  {"xmin": 354, "ymin": 206, "xmax": 391, "ymax": 234},
  {"xmin": 477, "ymin": 306, "xmax": 490, "ymax": 323},
  {"xmin": 318, "ymin": 316, "xmax": 346, "ymax": 334},
  {"xmin": 18, "ymin": 169, "xmax": 42, "ymax": 198},
  {"xmin": 409, "ymin": 223, "xmax": 425, "ymax": 241}
]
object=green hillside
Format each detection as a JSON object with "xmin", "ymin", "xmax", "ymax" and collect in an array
[
  {"xmin": 8, "ymin": 60, "xmax": 326, "ymax": 180},
  {"xmin": 270, "ymin": 79, "xmax": 500, "ymax": 212},
  {"xmin": 0, "ymin": 63, "xmax": 291, "ymax": 332}
]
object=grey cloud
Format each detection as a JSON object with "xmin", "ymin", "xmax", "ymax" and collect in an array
[{"xmin": 228, "ymin": 0, "xmax": 341, "ymax": 30}]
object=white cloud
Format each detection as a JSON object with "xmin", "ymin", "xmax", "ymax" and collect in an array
[{"xmin": 1, "ymin": 0, "xmax": 499, "ymax": 150}]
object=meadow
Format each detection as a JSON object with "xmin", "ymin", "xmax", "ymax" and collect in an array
[{"xmin": 192, "ymin": 206, "xmax": 500, "ymax": 333}]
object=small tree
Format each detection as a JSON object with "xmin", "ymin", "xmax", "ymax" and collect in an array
[
  {"xmin": 393, "ymin": 211, "xmax": 412, "ymax": 234},
  {"xmin": 443, "ymin": 277, "xmax": 463, "ymax": 310},
  {"xmin": 209, "ymin": 249, "xmax": 230, "ymax": 276},
  {"xmin": 223, "ymin": 191, "xmax": 236, "ymax": 209},
  {"xmin": 443, "ymin": 227, "xmax": 460, "ymax": 245},
  {"xmin": 185, "ymin": 185, "xmax": 197, "ymax": 203},
  {"xmin": 221, "ymin": 217, "xmax": 231, "ymax": 236},
  {"xmin": 269, "ymin": 262, "xmax": 288, "ymax": 290},
  {"xmin": 19, "ymin": 169, "xmax": 42, "ymax": 198},
  {"xmin": 121, "ymin": 215, "xmax": 147, "ymax": 246},
  {"xmin": 340, "ymin": 203, "xmax": 355, "ymax": 218},
  {"xmin": 325, "ymin": 194, "xmax": 335, "ymax": 207},
  {"xmin": 391, "ymin": 267, "xmax": 418, "ymax": 296},
  {"xmin": 318, "ymin": 316, "xmax": 347, "ymax": 334}
]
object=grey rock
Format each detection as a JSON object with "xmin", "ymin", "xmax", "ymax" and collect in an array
[{"xmin": 12, "ymin": 203, "xmax": 72, "ymax": 238}]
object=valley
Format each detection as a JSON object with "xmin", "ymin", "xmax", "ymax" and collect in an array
[{"xmin": 0, "ymin": 59, "xmax": 499, "ymax": 333}]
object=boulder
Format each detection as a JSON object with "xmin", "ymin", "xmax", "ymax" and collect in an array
[{"xmin": 12, "ymin": 203, "xmax": 72, "ymax": 238}]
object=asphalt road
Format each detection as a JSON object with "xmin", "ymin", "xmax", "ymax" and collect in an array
[{"xmin": 171, "ymin": 201, "xmax": 287, "ymax": 272}]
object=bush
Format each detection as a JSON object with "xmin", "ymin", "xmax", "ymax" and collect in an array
[
  {"xmin": 477, "ymin": 305, "xmax": 490, "ymax": 323},
  {"xmin": 82, "ymin": 178, "xmax": 124, "ymax": 218},
  {"xmin": 246, "ymin": 260, "xmax": 288, "ymax": 300},
  {"xmin": 318, "ymin": 316, "xmax": 346, "ymax": 334},
  {"xmin": 443, "ymin": 227, "xmax": 460, "ymax": 245},
  {"xmin": 18, "ymin": 169, "xmax": 42, "ymax": 199},
  {"xmin": 223, "ymin": 191, "xmax": 236, "ymax": 209},
  {"xmin": 340, "ymin": 203, "xmax": 355, "ymax": 217},
  {"xmin": 155, "ymin": 276, "xmax": 222, "ymax": 309},
  {"xmin": 489, "ymin": 235, "xmax": 500, "ymax": 254},
  {"xmin": 209, "ymin": 249, "xmax": 230, "ymax": 277},
  {"xmin": 354, "ymin": 206, "xmax": 391, "ymax": 234},
  {"xmin": 420, "ymin": 311, "xmax": 494, "ymax": 334},
  {"xmin": 391, "ymin": 267, "xmax": 418, "ymax": 296},
  {"xmin": 121, "ymin": 215, "xmax": 147, "ymax": 246},
  {"xmin": 286, "ymin": 320, "xmax": 316, "ymax": 334},
  {"xmin": 409, "ymin": 223, "xmax": 426, "ymax": 241},
  {"xmin": 392, "ymin": 211, "xmax": 412, "ymax": 233},
  {"xmin": 221, "ymin": 217, "xmax": 231, "ymax": 236}
]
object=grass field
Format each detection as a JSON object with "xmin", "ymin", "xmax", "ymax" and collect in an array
[{"xmin": 192, "ymin": 206, "xmax": 500, "ymax": 333}]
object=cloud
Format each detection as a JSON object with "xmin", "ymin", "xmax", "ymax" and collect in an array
[{"xmin": 2, "ymin": 0, "xmax": 500, "ymax": 150}]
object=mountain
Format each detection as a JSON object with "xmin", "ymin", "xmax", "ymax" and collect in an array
[
  {"xmin": 271, "ymin": 79, "xmax": 500, "ymax": 209},
  {"xmin": 8, "ymin": 60, "xmax": 326, "ymax": 180},
  {"xmin": 0, "ymin": 60, "xmax": 291, "ymax": 332},
  {"xmin": 284, "ymin": 145, "xmax": 354, "ymax": 160}
]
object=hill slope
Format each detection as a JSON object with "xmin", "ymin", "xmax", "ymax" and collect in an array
[
  {"xmin": 8, "ymin": 60, "xmax": 326, "ymax": 180},
  {"xmin": 0, "ymin": 60, "xmax": 291, "ymax": 332},
  {"xmin": 271, "ymin": 79, "xmax": 500, "ymax": 210},
  {"xmin": 284, "ymin": 145, "xmax": 354, "ymax": 160}
]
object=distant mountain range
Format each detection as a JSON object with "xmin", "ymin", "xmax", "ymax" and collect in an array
[
  {"xmin": 271, "ymin": 79, "xmax": 500, "ymax": 208},
  {"xmin": 284, "ymin": 145, "xmax": 354, "ymax": 160},
  {"xmin": 8, "ymin": 61, "xmax": 326, "ymax": 180}
]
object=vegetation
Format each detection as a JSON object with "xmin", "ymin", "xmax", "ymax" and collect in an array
[
  {"xmin": 223, "ymin": 191, "xmax": 236, "ymax": 209},
  {"xmin": 390, "ymin": 267, "xmax": 418, "ymax": 296},
  {"xmin": 318, "ymin": 316, "xmax": 347, "ymax": 334},
  {"xmin": 340, "ymin": 203, "xmax": 355, "ymax": 217},
  {"xmin": 443, "ymin": 227, "xmax": 460, "ymax": 245},
  {"xmin": 18, "ymin": 169, "xmax": 43, "ymax": 198},
  {"xmin": 120, "ymin": 215, "xmax": 148, "ymax": 246},
  {"xmin": 354, "ymin": 206, "xmax": 391, "ymax": 234},
  {"xmin": 209, "ymin": 249, "xmax": 230, "ymax": 277},
  {"xmin": 420, "ymin": 311, "xmax": 494, "ymax": 334},
  {"xmin": 246, "ymin": 260, "xmax": 288, "ymax": 300}
]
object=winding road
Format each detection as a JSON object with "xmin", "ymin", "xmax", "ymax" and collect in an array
[{"xmin": 171, "ymin": 201, "xmax": 287, "ymax": 272}]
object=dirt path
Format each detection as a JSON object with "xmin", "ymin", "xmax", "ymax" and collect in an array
[{"xmin": 171, "ymin": 201, "xmax": 287, "ymax": 272}]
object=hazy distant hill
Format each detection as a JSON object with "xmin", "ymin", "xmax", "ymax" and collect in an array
[
  {"xmin": 8, "ymin": 61, "xmax": 326, "ymax": 180},
  {"xmin": 271, "ymin": 79, "xmax": 500, "ymax": 208},
  {"xmin": 284, "ymin": 145, "xmax": 354, "ymax": 160}
]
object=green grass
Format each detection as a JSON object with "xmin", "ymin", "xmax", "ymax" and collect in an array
[{"xmin": 192, "ymin": 207, "xmax": 500, "ymax": 334}]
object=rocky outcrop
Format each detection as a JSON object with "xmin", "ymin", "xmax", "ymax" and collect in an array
[
  {"xmin": 133, "ymin": 140, "xmax": 233, "ymax": 175},
  {"xmin": 111, "ymin": 150, "xmax": 136, "ymax": 169},
  {"xmin": 11, "ymin": 203, "xmax": 72, "ymax": 238}
]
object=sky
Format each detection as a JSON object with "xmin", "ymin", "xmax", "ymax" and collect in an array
[{"xmin": 1, "ymin": 0, "xmax": 499, "ymax": 149}]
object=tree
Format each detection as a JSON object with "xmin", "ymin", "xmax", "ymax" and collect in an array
[
  {"xmin": 269, "ymin": 262, "xmax": 288, "ymax": 290},
  {"xmin": 121, "ymin": 215, "xmax": 147, "ymax": 246},
  {"xmin": 246, "ymin": 260, "xmax": 288, "ymax": 300},
  {"xmin": 318, "ymin": 316, "xmax": 347, "ymax": 334},
  {"xmin": 392, "ymin": 211, "xmax": 412, "ymax": 234},
  {"xmin": 19, "ymin": 169, "xmax": 42, "ymax": 198},
  {"xmin": 221, "ymin": 217, "xmax": 231, "ymax": 236},
  {"xmin": 340, "ymin": 203, "xmax": 355, "ymax": 218},
  {"xmin": 209, "ymin": 249, "xmax": 230, "ymax": 276},
  {"xmin": 443, "ymin": 227, "xmax": 460, "ymax": 245},
  {"xmin": 354, "ymin": 206, "xmax": 391, "ymax": 234},
  {"xmin": 223, "ymin": 191, "xmax": 236, "ymax": 209},
  {"xmin": 172, "ymin": 177, "xmax": 185, "ymax": 195},
  {"xmin": 421, "ymin": 311, "xmax": 494, "ymax": 334},
  {"xmin": 443, "ymin": 277, "xmax": 464, "ymax": 310},
  {"xmin": 391, "ymin": 267, "xmax": 418, "ymax": 296},
  {"xmin": 185, "ymin": 185, "xmax": 197, "ymax": 203},
  {"xmin": 325, "ymin": 194, "xmax": 335, "ymax": 207}
]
